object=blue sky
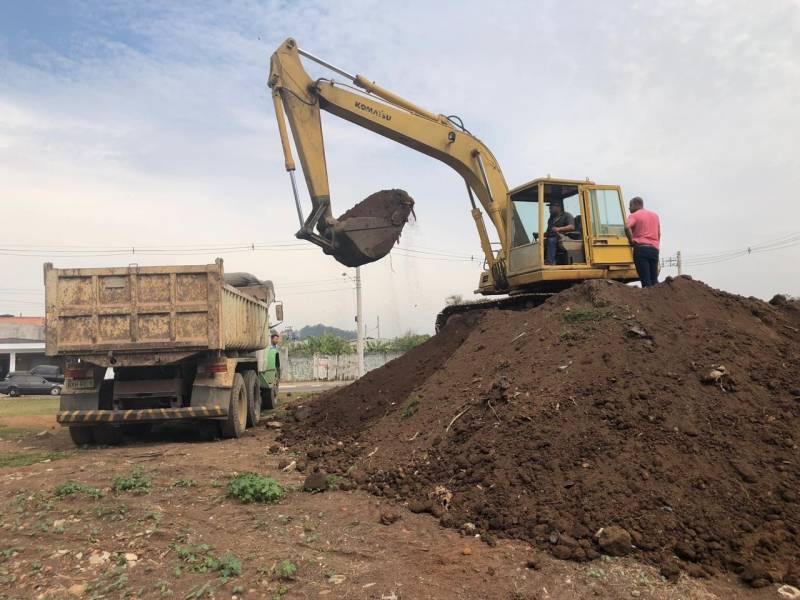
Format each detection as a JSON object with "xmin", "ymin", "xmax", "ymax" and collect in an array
[{"xmin": 1, "ymin": 1, "xmax": 799, "ymax": 334}]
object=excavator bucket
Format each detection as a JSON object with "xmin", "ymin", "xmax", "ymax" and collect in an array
[{"xmin": 323, "ymin": 189, "xmax": 415, "ymax": 267}]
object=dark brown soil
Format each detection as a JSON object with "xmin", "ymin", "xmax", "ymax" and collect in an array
[
  {"xmin": 282, "ymin": 276, "xmax": 800, "ymax": 588},
  {"xmin": 326, "ymin": 189, "xmax": 415, "ymax": 267},
  {"xmin": 337, "ymin": 188, "xmax": 413, "ymax": 221}
]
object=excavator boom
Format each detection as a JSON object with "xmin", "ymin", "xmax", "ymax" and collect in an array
[
  {"xmin": 268, "ymin": 38, "xmax": 507, "ymax": 279},
  {"xmin": 268, "ymin": 38, "xmax": 639, "ymax": 296}
]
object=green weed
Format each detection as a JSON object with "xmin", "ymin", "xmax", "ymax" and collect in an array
[
  {"xmin": 173, "ymin": 544, "xmax": 241, "ymax": 582},
  {"xmin": 54, "ymin": 480, "xmax": 104, "ymax": 499},
  {"xmin": 171, "ymin": 478, "xmax": 197, "ymax": 488},
  {"xmin": 94, "ymin": 504, "xmax": 128, "ymax": 521},
  {"xmin": 326, "ymin": 474, "xmax": 343, "ymax": 490},
  {"xmin": 0, "ymin": 451, "xmax": 71, "ymax": 468},
  {"xmin": 226, "ymin": 473, "xmax": 284, "ymax": 504},
  {"xmin": 401, "ymin": 398, "xmax": 420, "ymax": 418},
  {"xmin": 111, "ymin": 466, "xmax": 152, "ymax": 494},
  {"xmin": 273, "ymin": 559, "xmax": 297, "ymax": 581}
]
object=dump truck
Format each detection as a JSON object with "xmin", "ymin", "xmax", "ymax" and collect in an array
[{"xmin": 44, "ymin": 259, "xmax": 283, "ymax": 446}]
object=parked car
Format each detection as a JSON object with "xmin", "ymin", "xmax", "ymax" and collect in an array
[
  {"xmin": 6, "ymin": 366, "xmax": 64, "ymax": 385},
  {"xmin": 30, "ymin": 365, "xmax": 65, "ymax": 384},
  {"xmin": 0, "ymin": 373, "xmax": 61, "ymax": 397}
]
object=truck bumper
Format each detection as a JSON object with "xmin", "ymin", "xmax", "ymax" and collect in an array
[{"xmin": 57, "ymin": 406, "xmax": 227, "ymax": 424}]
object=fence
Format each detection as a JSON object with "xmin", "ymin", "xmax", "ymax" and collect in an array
[{"xmin": 280, "ymin": 349, "xmax": 403, "ymax": 382}]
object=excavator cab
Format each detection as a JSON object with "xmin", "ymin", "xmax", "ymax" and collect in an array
[{"xmin": 499, "ymin": 178, "xmax": 635, "ymax": 293}]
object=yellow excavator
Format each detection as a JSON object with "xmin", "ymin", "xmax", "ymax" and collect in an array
[{"xmin": 268, "ymin": 38, "xmax": 638, "ymax": 324}]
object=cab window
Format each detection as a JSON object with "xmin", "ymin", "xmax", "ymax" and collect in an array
[
  {"xmin": 509, "ymin": 184, "xmax": 538, "ymax": 247},
  {"xmin": 589, "ymin": 189, "xmax": 625, "ymax": 236}
]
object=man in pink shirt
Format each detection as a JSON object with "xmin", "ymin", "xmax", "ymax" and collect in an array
[{"xmin": 625, "ymin": 197, "xmax": 661, "ymax": 288}]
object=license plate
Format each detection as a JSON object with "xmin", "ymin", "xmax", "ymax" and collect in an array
[{"xmin": 68, "ymin": 379, "xmax": 95, "ymax": 390}]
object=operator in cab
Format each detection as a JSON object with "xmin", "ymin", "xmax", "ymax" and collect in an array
[
  {"xmin": 625, "ymin": 196, "xmax": 661, "ymax": 288},
  {"xmin": 544, "ymin": 202, "xmax": 576, "ymax": 265}
]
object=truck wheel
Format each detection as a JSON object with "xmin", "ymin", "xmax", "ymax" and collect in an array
[
  {"xmin": 8, "ymin": 387, "xmax": 19, "ymax": 398},
  {"xmin": 243, "ymin": 370, "xmax": 260, "ymax": 428},
  {"xmin": 220, "ymin": 373, "xmax": 247, "ymax": 439},
  {"xmin": 68, "ymin": 426, "xmax": 94, "ymax": 446},
  {"xmin": 260, "ymin": 387, "xmax": 278, "ymax": 410},
  {"xmin": 122, "ymin": 423, "xmax": 153, "ymax": 437},
  {"xmin": 92, "ymin": 426, "xmax": 121, "ymax": 445}
]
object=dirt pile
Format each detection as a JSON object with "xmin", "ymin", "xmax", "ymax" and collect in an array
[{"xmin": 282, "ymin": 277, "xmax": 800, "ymax": 587}]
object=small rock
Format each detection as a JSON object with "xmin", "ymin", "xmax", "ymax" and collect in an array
[
  {"xmin": 293, "ymin": 406, "xmax": 311, "ymax": 422},
  {"xmin": 408, "ymin": 500, "xmax": 432, "ymax": 514},
  {"xmin": 268, "ymin": 444, "xmax": 281, "ymax": 454},
  {"xmin": 68, "ymin": 584, "xmax": 87, "ymax": 596},
  {"xmin": 626, "ymin": 326, "xmax": 649, "ymax": 338},
  {"xmin": 88, "ymin": 551, "xmax": 110, "ymax": 567},
  {"xmin": 462, "ymin": 547, "xmax": 472, "ymax": 556},
  {"xmin": 731, "ymin": 461, "xmax": 757, "ymax": 484},
  {"xmin": 461, "ymin": 522, "xmax": 477, "ymax": 535},
  {"xmin": 266, "ymin": 421, "xmax": 282, "ymax": 429},
  {"xmin": 550, "ymin": 545, "xmax": 573, "ymax": 560},
  {"xmin": 53, "ymin": 519, "xmax": 65, "ymax": 529},
  {"xmin": 685, "ymin": 564, "xmax": 707, "ymax": 578},
  {"xmin": 303, "ymin": 470, "xmax": 328, "ymax": 492},
  {"xmin": 778, "ymin": 584, "xmax": 800, "ymax": 599},
  {"xmin": 673, "ymin": 540, "xmax": 697, "ymax": 561},
  {"xmin": 124, "ymin": 553, "xmax": 138, "ymax": 564},
  {"xmin": 660, "ymin": 562, "xmax": 680, "ymax": 582},
  {"xmin": 597, "ymin": 526, "xmax": 632, "ymax": 556},
  {"xmin": 379, "ymin": 507, "xmax": 401, "ymax": 525}
]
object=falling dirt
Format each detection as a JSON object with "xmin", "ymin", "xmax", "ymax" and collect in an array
[
  {"xmin": 326, "ymin": 189, "xmax": 414, "ymax": 267},
  {"xmin": 282, "ymin": 276, "xmax": 800, "ymax": 589}
]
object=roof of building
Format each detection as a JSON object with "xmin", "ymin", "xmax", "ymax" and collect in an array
[{"xmin": 0, "ymin": 316, "xmax": 44, "ymax": 326}]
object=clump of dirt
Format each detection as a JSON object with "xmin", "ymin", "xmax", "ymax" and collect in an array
[
  {"xmin": 282, "ymin": 276, "xmax": 800, "ymax": 587},
  {"xmin": 326, "ymin": 189, "xmax": 414, "ymax": 267}
]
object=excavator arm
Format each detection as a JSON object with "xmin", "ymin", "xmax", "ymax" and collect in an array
[{"xmin": 268, "ymin": 38, "xmax": 510, "ymax": 284}]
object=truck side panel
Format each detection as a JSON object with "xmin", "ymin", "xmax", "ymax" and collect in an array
[{"xmin": 45, "ymin": 263, "xmax": 223, "ymax": 356}]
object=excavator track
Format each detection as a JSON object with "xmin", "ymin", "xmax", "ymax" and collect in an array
[{"xmin": 435, "ymin": 292, "xmax": 553, "ymax": 332}]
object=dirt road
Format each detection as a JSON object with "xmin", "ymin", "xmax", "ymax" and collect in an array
[{"xmin": 0, "ymin": 397, "xmax": 774, "ymax": 599}]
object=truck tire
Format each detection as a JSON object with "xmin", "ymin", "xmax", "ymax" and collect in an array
[
  {"xmin": 69, "ymin": 426, "xmax": 94, "ymax": 446},
  {"xmin": 243, "ymin": 370, "xmax": 260, "ymax": 428},
  {"xmin": 92, "ymin": 426, "xmax": 121, "ymax": 445},
  {"xmin": 122, "ymin": 423, "xmax": 153, "ymax": 437},
  {"xmin": 8, "ymin": 387, "xmax": 19, "ymax": 397},
  {"xmin": 261, "ymin": 386, "xmax": 278, "ymax": 410},
  {"xmin": 220, "ymin": 373, "xmax": 247, "ymax": 439}
]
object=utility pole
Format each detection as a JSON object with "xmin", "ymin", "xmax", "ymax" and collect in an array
[
  {"xmin": 355, "ymin": 267, "xmax": 365, "ymax": 377},
  {"xmin": 676, "ymin": 250, "xmax": 683, "ymax": 276},
  {"xmin": 376, "ymin": 316, "xmax": 380, "ymax": 341}
]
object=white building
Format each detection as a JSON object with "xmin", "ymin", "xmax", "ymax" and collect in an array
[{"xmin": 0, "ymin": 316, "xmax": 60, "ymax": 377}]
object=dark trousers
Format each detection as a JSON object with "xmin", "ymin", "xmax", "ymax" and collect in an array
[
  {"xmin": 544, "ymin": 235, "xmax": 559, "ymax": 265},
  {"xmin": 633, "ymin": 244, "xmax": 659, "ymax": 288}
]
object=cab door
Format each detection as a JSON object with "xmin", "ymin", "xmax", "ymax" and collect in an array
[{"xmin": 583, "ymin": 185, "xmax": 633, "ymax": 265}]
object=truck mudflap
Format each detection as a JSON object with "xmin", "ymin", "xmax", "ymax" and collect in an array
[{"xmin": 56, "ymin": 406, "xmax": 227, "ymax": 424}]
